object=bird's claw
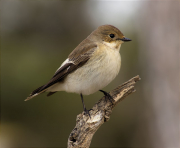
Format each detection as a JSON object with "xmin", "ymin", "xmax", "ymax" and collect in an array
[
  {"xmin": 99, "ymin": 90, "xmax": 114, "ymax": 104},
  {"xmin": 84, "ymin": 108, "xmax": 91, "ymax": 118}
]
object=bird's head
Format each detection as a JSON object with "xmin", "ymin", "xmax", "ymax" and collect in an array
[{"xmin": 88, "ymin": 25, "xmax": 131, "ymax": 49}]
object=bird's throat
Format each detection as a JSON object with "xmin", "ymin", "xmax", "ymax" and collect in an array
[{"xmin": 103, "ymin": 41, "xmax": 121, "ymax": 51}]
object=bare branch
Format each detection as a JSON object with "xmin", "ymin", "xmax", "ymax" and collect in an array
[{"xmin": 67, "ymin": 75, "xmax": 141, "ymax": 148}]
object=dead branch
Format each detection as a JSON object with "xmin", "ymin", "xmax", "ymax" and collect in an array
[{"xmin": 67, "ymin": 75, "xmax": 141, "ymax": 148}]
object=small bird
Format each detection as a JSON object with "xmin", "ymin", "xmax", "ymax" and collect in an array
[{"xmin": 26, "ymin": 25, "xmax": 131, "ymax": 115}]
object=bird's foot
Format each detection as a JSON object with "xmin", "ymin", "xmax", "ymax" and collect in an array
[
  {"xmin": 99, "ymin": 90, "xmax": 114, "ymax": 104},
  {"xmin": 80, "ymin": 93, "xmax": 92, "ymax": 118},
  {"xmin": 83, "ymin": 108, "xmax": 92, "ymax": 118}
]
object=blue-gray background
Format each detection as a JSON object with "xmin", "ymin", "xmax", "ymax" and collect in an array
[{"xmin": 1, "ymin": 1, "xmax": 179, "ymax": 148}]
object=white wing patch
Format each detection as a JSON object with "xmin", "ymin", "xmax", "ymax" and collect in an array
[
  {"xmin": 67, "ymin": 66, "xmax": 70, "ymax": 71},
  {"xmin": 55, "ymin": 58, "xmax": 73, "ymax": 73}
]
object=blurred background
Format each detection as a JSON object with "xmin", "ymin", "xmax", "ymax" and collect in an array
[{"xmin": 1, "ymin": 1, "xmax": 179, "ymax": 148}]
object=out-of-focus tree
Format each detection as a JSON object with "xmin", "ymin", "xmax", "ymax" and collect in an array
[{"xmin": 134, "ymin": 1, "xmax": 179, "ymax": 148}]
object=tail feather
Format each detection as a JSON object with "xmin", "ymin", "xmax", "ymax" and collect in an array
[
  {"xmin": 25, "ymin": 85, "xmax": 45, "ymax": 101},
  {"xmin": 47, "ymin": 91, "xmax": 57, "ymax": 96}
]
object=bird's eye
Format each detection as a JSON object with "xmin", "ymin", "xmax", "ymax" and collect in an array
[{"xmin": 109, "ymin": 34, "xmax": 115, "ymax": 38}]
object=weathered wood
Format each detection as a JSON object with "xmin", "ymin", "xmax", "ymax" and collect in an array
[{"xmin": 67, "ymin": 75, "xmax": 141, "ymax": 148}]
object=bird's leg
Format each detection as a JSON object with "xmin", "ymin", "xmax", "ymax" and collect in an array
[
  {"xmin": 80, "ymin": 94, "xmax": 91, "ymax": 118},
  {"xmin": 99, "ymin": 90, "xmax": 114, "ymax": 104}
]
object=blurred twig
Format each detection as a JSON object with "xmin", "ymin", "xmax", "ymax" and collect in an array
[{"xmin": 67, "ymin": 75, "xmax": 141, "ymax": 148}]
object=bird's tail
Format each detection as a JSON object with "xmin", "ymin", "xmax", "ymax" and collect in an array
[{"xmin": 25, "ymin": 85, "xmax": 46, "ymax": 101}]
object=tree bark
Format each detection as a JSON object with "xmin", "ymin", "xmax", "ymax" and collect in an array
[{"xmin": 67, "ymin": 75, "xmax": 141, "ymax": 148}]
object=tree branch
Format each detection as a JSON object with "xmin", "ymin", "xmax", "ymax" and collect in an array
[{"xmin": 67, "ymin": 75, "xmax": 141, "ymax": 148}]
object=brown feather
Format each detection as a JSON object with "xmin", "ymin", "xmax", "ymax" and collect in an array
[{"xmin": 26, "ymin": 42, "xmax": 97, "ymax": 100}]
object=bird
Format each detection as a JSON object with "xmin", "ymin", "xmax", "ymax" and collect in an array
[{"xmin": 25, "ymin": 25, "xmax": 131, "ymax": 116}]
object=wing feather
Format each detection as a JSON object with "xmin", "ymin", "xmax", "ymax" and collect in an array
[{"xmin": 26, "ymin": 39, "xmax": 97, "ymax": 100}]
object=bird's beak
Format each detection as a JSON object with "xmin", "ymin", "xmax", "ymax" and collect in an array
[
  {"xmin": 117, "ymin": 37, "xmax": 132, "ymax": 42},
  {"xmin": 121, "ymin": 37, "xmax": 132, "ymax": 42}
]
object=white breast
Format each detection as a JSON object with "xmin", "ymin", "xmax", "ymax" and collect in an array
[{"xmin": 48, "ymin": 45, "xmax": 121, "ymax": 95}]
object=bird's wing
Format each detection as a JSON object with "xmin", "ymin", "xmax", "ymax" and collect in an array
[{"xmin": 26, "ymin": 39, "xmax": 97, "ymax": 101}]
